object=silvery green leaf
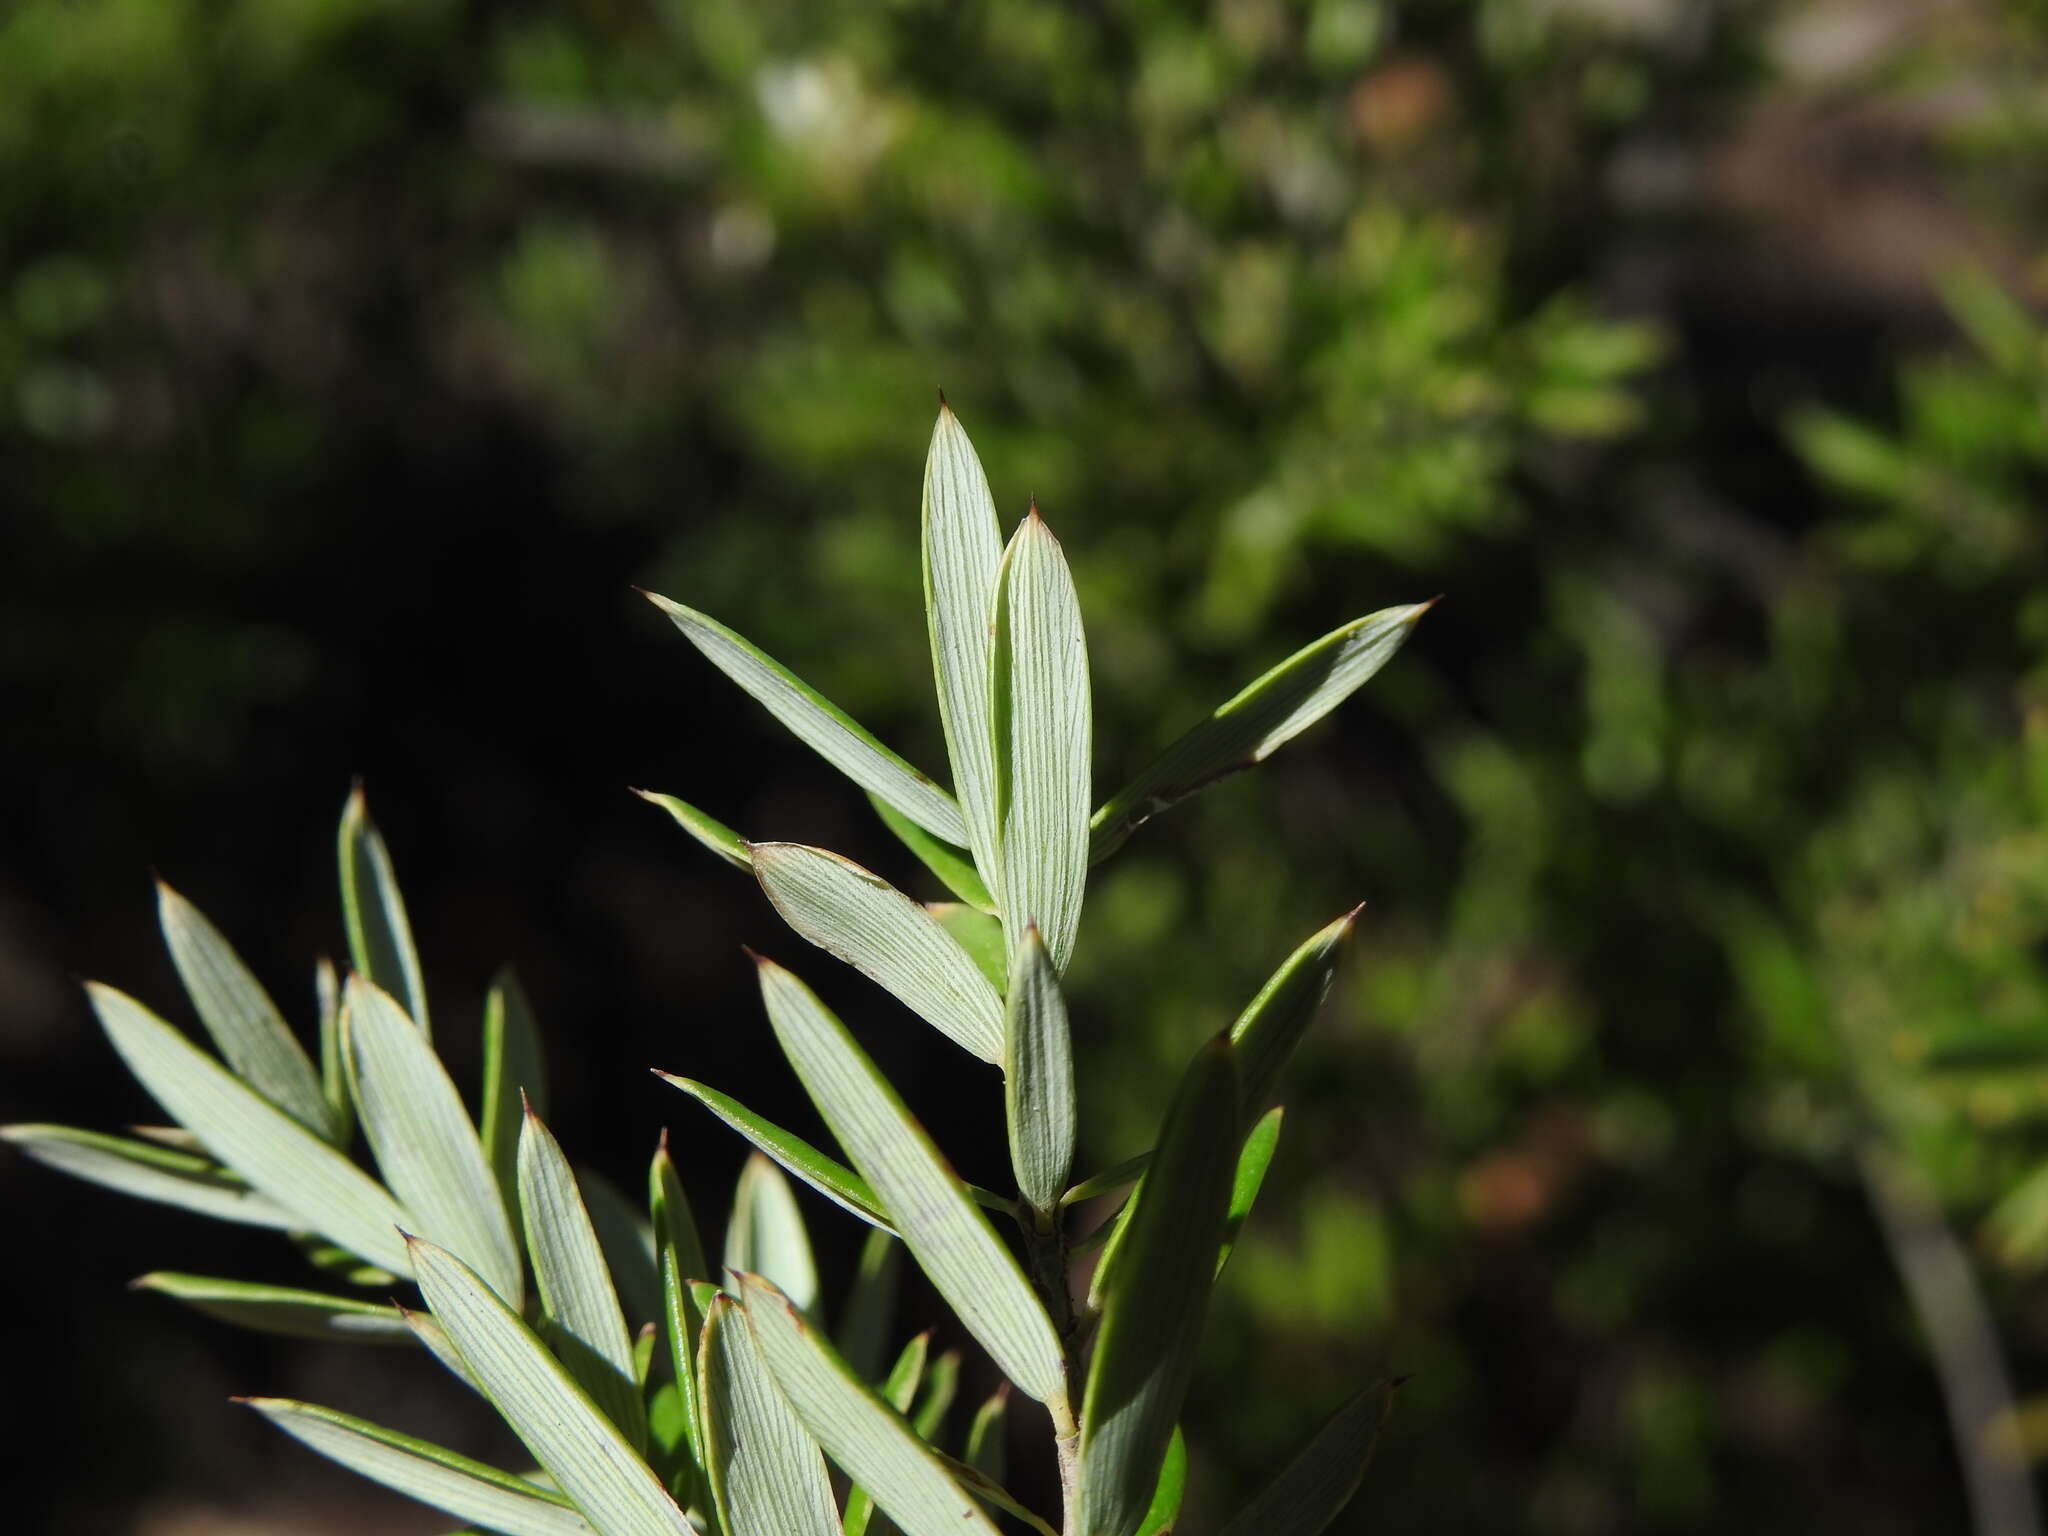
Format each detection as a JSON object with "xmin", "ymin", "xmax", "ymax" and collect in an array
[
  {"xmin": 157, "ymin": 881, "xmax": 335, "ymax": 1139},
  {"xmin": 244, "ymin": 1397, "xmax": 596, "ymax": 1536},
  {"xmin": 579, "ymin": 1167, "xmax": 664, "ymax": 1331},
  {"xmin": 1004, "ymin": 928, "xmax": 1076, "ymax": 1214},
  {"xmin": 633, "ymin": 788, "xmax": 753, "ymax": 871},
  {"xmin": 1216, "ymin": 1381, "xmax": 1395, "ymax": 1536},
  {"xmin": 519, "ymin": 1107, "xmax": 647, "ymax": 1447},
  {"xmin": 697, "ymin": 1293, "xmax": 841, "ymax": 1536},
  {"xmin": 643, "ymin": 590, "xmax": 966, "ymax": 846},
  {"xmin": 405, "ymin": 1236, "xmax": 692, "ymax": 1536},
  {"xmin": 930, "ymin": 903, "xmax": 1007, "ymax": 994},
  {"xmin": 724, "ymin": 1151, "xmax": 820, "ymax": 1315},
  {"xmin": 1079, "ymin": 1036, "xmax": 1238, "ymax": 1536},
  {"xmin": 650, "ymin": 1135, "xmax": 711, "ymax": 1294},
  {"xmin": 1091, "ymin": 603, "xmax": 1433, "ymax": 859},
  {"xmin": 404, "ymin": 1309, "xmax": 481, "ymax": 1392},
  {"xmin": 837, "ymin": 1228, "xmax": 903, "ymax": 1383},
  {"xmin": 752, "ymin": 843, "xmax": 1005, "ymax": 1064},
  {"xmin": 316, "ymin": 957, "xmax": 352, "ymax": 1142},
  {"xmin": 844, "ymin": 1332, "xmax": 931, "ymax": 1536},
  {"xmin": 1219, "ymin": 1107, "xmax": 1283, "ymax": 1278},
  {"xmin": 992, "ymin": 512, "xmax": 1091, "ymax": 971},
  {"xmin": 482, "ymin": 970, "xmax": 546, "ymax": 1218},
  {"xmin": 87, "ymin": 983, "xmax": 414, "ymax": 1275},
  {"xmin": 753, "ymin": 959, "xmax": 1064, "ymax": 1404},
  {"xmin": 736, "ymin": 1271, "xmax": 1004, "ymax": 1536},
  {"xmin": 870, "ymin": 791, "xmax": 996, "ymax": 913},
  {"xmin": 134, "ymin": 1272, "xmax": 412, "ymax": 1344},
  {"xmin": 344, "ymin": 975, "xmax": 521, "ymax": 1305},
  {"xmin": 1230, "ymin": 907, "xmax": 1360, "ymax": 1116},
  {"xmin": 339, "ymin": 786, "xmax": 431, "ymax": 1037},
  {"xmin": 657, "ymin": 1074, "xmax": 894, "ymax": 1233},
  {"xmin": 0, "ymin": 1122, "xmax": 298, "ymax": 1230},
  {"xmin": 922, "ymin": 404, "xmax": 1007, "ymax": 902}
]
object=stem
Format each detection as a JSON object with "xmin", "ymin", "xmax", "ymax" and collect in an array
[{"xmin": 1021, "ymin": 1203, "xmax": 1084, "ymax": 1533}]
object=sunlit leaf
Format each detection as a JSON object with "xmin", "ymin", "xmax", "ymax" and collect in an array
[
  {"xmin": 657, "ymin": 1074, "xmax": 894, "ymax": 1233},
  {"xmin": 698, "ymin": 1293, "xmax": 841, "ymax": 1536},
  {"xmin": 870, "ymin": 791, "xmax": 996, "ymax": 913},
  {"xmin": 1216, "ymin": 1381, "xmax": 1396, "ymax": 1536},
  {"xmin": 1230, "ymin": 907, "xmax": 1360, "ymax": 1116},
  {"xmin": 1218, "ymin": 1107, "xmax": 1283, "ymax": 1277},
  {"xmin": 633, "ymin": 789, "xmax": 752, "ymax": 872},
  {"xmin": 753, "ymin": 958, "xmax": 1063, "ymax": 1402},
  {"xmin": 725, "ymin": 1151, "xmax": 820, "ymax": 1315},
  {"xmin": 644, "ymin": 590, "xmax": 966, "ymax": 845},
  {"xmin": 1005, "ymin": 928, "xmax": 1076, "ymax": 1214},
  {"xmin": 134, "ymin": 1272, "xmax": 411, "ymax": 1344},
  {"xmin": 0, "ymin": 1122, "xmax": 299, "ymax": 1230},
  {"xmin": 339, "ymin": 786, "xmax": 431, "ymax": 1037},
  {"xmin": 1092, "ymin": 604, "xmax": 1433, "ymax": 859},
  {"xmin": 846, "ymin": 1332, "xmax": 931, "ymax": 1536},
  {"xmin": 993, "ymin": 511, "xmax": 1091, "ymax": 971},
  {"xmin": 1135, "ymin": 1428, "xmax": 1187, "ymax": 1536},
  {"xmin": 650, "ymin": 1135, "xmax": 711, "ymax": 1294},
  {"xmin": 244, "ymin": 1397, "xmax": 595, "ymax": 1536},
  {"xmin": 1079, "ymin": 1036, "xmax": 1238, "ymax": 1536},
  {"xmin": 752, "ymin": 842, "xmax": 1005, "ymax": 1064},
  {"xmin": 344, "ymin": 975, "xmax": 521, "ymax": 1304}
]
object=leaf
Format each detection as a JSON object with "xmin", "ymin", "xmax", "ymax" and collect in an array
[
  {"xmin": 845, "ymin": 1333, "xmax": 932, "ymax": 1536},
  {"xmin": 697, "ymin": 1294, "xmax": 841, "ymax": 1536},
  {"xmin": 965, "ymin": 1388, "xmax": 1008, "ymax": 1482},
  {"xmin": 482, "ymin": 970, "xmax": 547, "ymax": 1219},
  {"xmin": 922, "ymin": 404, "xmax": 1008, "ymax": 902},
  {"xmin": 837, "ymin": 1227, "xmax": 903, "ymax": 1383},
  {"xmin": 244, "ymin": 1397, "xmax": 596, "ymax": 1536},
  {"xmin": 1078, "ymin": 1036, "xmax": 1239, "ymax": 1536},
  {"xmin": 1091, "ymin": 603, "xmax": 1433, "ymax": 860},
  {"xmin": 404, "ymin": 1308, "xmax": 482, "ymax": 1392},
  {"xmin": 406, "ymin": 1235, "xmax": 693, "ymax": 1536},
  {"xmin": 992, "ymin": 512, "xmax": 1092, "ymax": 971},
  {"xmin": 650, "ymin": 1135, "xmax": 711, "ymax": 1294},
  {"xmin": 157, "ymin": 881, "xmax": 335, "ymax": 1139},
  {"xmin": 752, "ymin": 843, "xmax": 1005, "ymax": 1064},
  {"xmin": 658, "ymin": 1245, "xmax": 710, "ymax": 1470},
  {"xmin": 1216, "ymin": 1381, "xmax": 1396, "ymax": 1536},
  {"xmin": 580, "ymin": 1167, "xmax": 665, "ymax": 1331},
  {"xmin": 909, "ymin": 1349, "xmax": 958, "ymax": 1439},
  {"xmin": 633, "ymin": 789, "xmax": 753, "ymax": 872},
  {"xmin": 753, "ymin": 958, "xmax": 1065, "ymax": 1403},
  {"xmin": 316, "ymin": 957, "xmax": 352, "ymax": 1142},
  {"xmin": 344, "ymin": 976, "xmax": 522, "ymax": 1304},
  {"xmin": 736, "ymin": 1271, "xmax": 1004, "ymax": 1536},
  {"xmin": 870, "ymin": 791, "xmax": 996, "ymax": 913},
  {"xmin": 1004, "ymin": 928, "xmax": 1076, "ymax": 1214},
  {"xmin": 1135, "ymin": 1428, "xmax": 1187, "ymax": 1536},
  {"xmin": 1230, "ymin": 907, "xmax": 1361, "ymax": 1116},
  {"xmin": 0, "ymin": 1122, "xmax": 299, "ymax": 1230},
  {"xmin": 134, "ymin": 1272, "xmax": 411, "ymax": 1344},
  {"xmin": 724, "ymin": 1151, "xmax": 821, "ymax": 1315},
  {"xmin": 657, "ymin": 1074, "xmax": 894, "ymax": 1233},
  {"xmin": 339, "ymin": 786, "xmax": 431, "ymax": 1037},
  {"xmin": 87, "ymin": 983, "xmax": 414, "ymax": 1274},
  {"xmin": 519, "ymin": 1107, "xmax": 647, "ymax": 1448},
  {"xmin": 1218, "ymin": 1107, "xmax": 1284, "ymax": 1277},
  {"xmin": 643, "ymin": 590, "xmax": 967, "ymax": 846},
  {"xmin": 931, "ymin": 903, "xmax": 1008, "ymax": 994}
]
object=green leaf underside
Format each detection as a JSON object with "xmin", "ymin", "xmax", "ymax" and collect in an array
[
  {"xmin": 699, "ymin": 1295, "xmax": 841, "ymax": 1536},
  {"xmin": 837, "ymin": 1227, "xmax": 903, "ymax": 1384},
  {"xmin": 657, "ymin": 1074, "xmax": 895, "ymax": 1233},
  {"xmin": 870, "ymin": 791, "xmax": 997, "ymax": 912},
  {"xmin": 408, "ymin": 1236, "xmax": 692, "ymax": 1536},
  {"xmin": 339, "ymin": 787, "xmax": 431, "ymax": 1038},
  {"xmin": 245, "ymin": 1398, "xmax": 595, "ymax": 1536},
  {"xmin": 1004, "ymin": 930, "xmax": 1077, "ymax": 1212},
  {"xmin": 1220, "ymin": 1107, "xmax": 1285, "ymax": 1276},
  {"xmin": 753, "ymin": 959, "xmax": 1064, "ymax": 1403},
  {"xmin": 753, "ymin": 842, "xmax": 1005, "ymax": 1064},
  {"xmin": 1091, "ymin": 603, "xmax": 1432, "ymax": 860},
  {"xmin": 483, "ymin": 971, "xmax": 547, "ymax": 1219},
  {"xmin": 519, "ymin": 1109, "xmax": 647, "ymax": 1447},
  {"xmin": 1216, "ymin": 1382, "xmax": 1395, "ymax": 1536},
  {"xmin": 923, "ymin": 406, "xmax": 1008, "ymax": 906},
  {"xmin": 1080, "ymin": 1037, "xmax": 1239, "ymax": 1536},
  {"xmin": 644, "ymin": 590, "xmax": 966, "ymax": 846},
  {"xmin": 88, "ymin": 983, "xmax": 415, "ymax": 1274},
  {"xmin": 135, "ymin": 1273, "xmax": 411, "ymax": 1344},
  {"xmin": 1230, "ymin": 908, "xmax": 1360, "ymax": 1116},
  {"xmin": 1135, "ymin": 1428, "xmax": 1188, "ymax": 1536},
  {"xmin": 725, "ymin": 1152, "xmax": 821, "ymax": 1314},
  {"xmin": 846, "ymin": 1333, "xmax": 931, "ymax": 1536},
  {"xmin": 737, "ymin": 1271, "xmax": 1004, "ymax": 1536},
  {"xmin": 0, "ymin": 1122, "xmax": 300, "ymax": 1230},
  {"xmin": 930, "ymin": 903, "xmax": 1009, "ymax": 994},
  {"xmin": 157, "ymin": 882, "xmax": 335, "ymax": 1139},
  {"xmin": 993, "ymin": 513, "xmax": 1092, "ymax": 972},
  {"xmin": 344, "ymin": 976, "xmax": 522, "ymax": 1305},
  {"xmin": 634, "ymin": 788, "xmax": 753, "ymax": 870}
]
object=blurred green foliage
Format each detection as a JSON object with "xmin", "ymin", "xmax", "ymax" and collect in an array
[{"xmin": 9, "ymin": 0, "xmax": 2048, "ymax": 1532}]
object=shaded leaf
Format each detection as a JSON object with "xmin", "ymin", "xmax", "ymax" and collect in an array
[
  {"xmin": 1216, "ymin": 1381, "xmax": 1396, "ymax": 1536},
  {"xmin": 870, "ymin": 791, "xmax": 996, "ymax": 913},
  {"xmin": 0, "ymin": 1122, "xmax": 298, "ymax": 1230},
  {"xmin": 753, "ymin": 842, "xmax": 1005, "ymax": 1064},
  {"xmin": 1091, "ymin": 604, "xmax": 1432, "ymax": 859},
  {"xmin": 845, "ymin": 1332, "xmax": 932, "ymax": 1536},
  {"xmin": 339, "ymin": 786, "xmax": 431, "ymax": 1037},
  {"xmin": 134, "ymin": 1272, "xmax": 411, "ymax": 1344},
  {"xmin": 657, "ymin": 1074, "xmax": 893, "ymax": 1233},
  {"xmin": 725, "ymin": 1151, "xmax": 820, "ymax": 1315},
  {"xmin": 481, "ymin": 970, "xmax": 546, "ymax": 1218},
  {"xmin": 580, "ymin": 1167, "xmax": 664, "ymax": 1331},
  {"xmin": 931, "ymin": 903, "xmax": 1008, "ymax": 994},
  {"xmin": 1230, "ymin": 907, "xmax": 1360, "ymax": 1116},
  {"xmin": 316, "ymin": 957, "xmax": 352, "ymax": 1143},
  {"xmin": 1005, "ymin": 928, "xmax": 1076, "ymax": 1214},
  {"xmin": 753, "ymin": 959, "xmax": 1064, "ymax": 1403},
  {"xmin": 644, "ymin": 591, "xmax": 965, "ymax": 845},
  {"xmin": 965, "ymin": 1387, "xmax": 1009, "ymax": 1483},
  {"xmin": 633, "ymin": 788, "xmax": 752, "ymax": 872},
  {"xmin": 698, "ymin": 1294, "xmax": 841, "ymax": 1536},
  {"xmin": 837, "ymin": 1227, "xmax": 903, "ymax": 1383}
]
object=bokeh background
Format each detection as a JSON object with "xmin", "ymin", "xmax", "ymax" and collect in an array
[{"xmin": 6, "ymin": 0, "xmax": 2048, "ymax": 1530}]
